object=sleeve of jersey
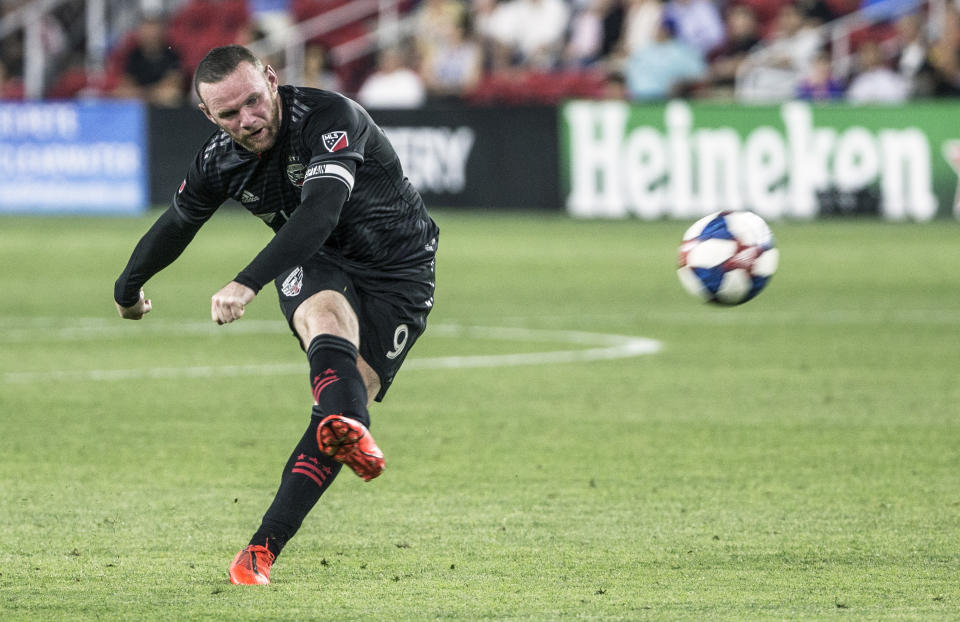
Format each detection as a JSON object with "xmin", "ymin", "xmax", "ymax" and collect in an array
[
  {"xmin": 113, "ymin": 206, "xmax": 204, "ymax": 307},
  {"xmin": 233, "ymin": 169, "xmax": 353, "ymax": 293},
  {"xmin": 114, "ymin": 147, "xmax": 224, "ymax": 306}
]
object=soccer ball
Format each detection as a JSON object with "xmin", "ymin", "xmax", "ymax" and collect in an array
[{"xmin": 677, "ymin": 210, "xmax": 779, "ymax": 305}]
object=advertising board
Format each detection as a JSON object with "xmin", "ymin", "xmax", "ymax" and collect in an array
[
  {"xmin": 0, "ymin": 101, "xmax": 147, "ymax": 215},
  {"xmin": 562, "ymin": 100, "xmax": 960, "ymax": 220}
]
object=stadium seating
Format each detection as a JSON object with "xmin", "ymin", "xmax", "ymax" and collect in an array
[
  {"xmin": 465, "ymin": 69, "xmax": 608, "ymax": 106},
  {"xmin": 0, "ymin": 0, "xmax": 936, "ymax": 103},
  {"xmin": 167, "ymin": 0, "xmax": 251, "ymax": 75}
]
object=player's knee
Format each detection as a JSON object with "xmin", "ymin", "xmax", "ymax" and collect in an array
[{"xmin": 294, "ymin": 291, "xmax": 359, "ymax": 345}]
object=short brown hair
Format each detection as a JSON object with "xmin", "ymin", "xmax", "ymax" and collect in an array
[{"xmin": 194, "ymin": 45, "xmax": 263, "ymax": 102}]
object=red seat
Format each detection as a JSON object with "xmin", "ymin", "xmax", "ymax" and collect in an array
[
  {"xmin": 735, "ymin": 0, "xmax": 789, "ymax": 30},
  {"xmin": 824, "ymin": 0, "xmax": 861, "ymax": 17},
  {"xmin": 292, "ymin": 0, "xmax": 352, "ymax": 23},
  {"xmin": 48, "ymin": 67, "xmax": 90, "ymax": 99},
  {"xmin": 0, "ymin": 77, "xmax": 25, "ymax": 100}
]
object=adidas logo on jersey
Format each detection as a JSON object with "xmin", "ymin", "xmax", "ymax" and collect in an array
[{"xmin": 241, "ymin": 190, "xmax": 259, "ymax": 203}]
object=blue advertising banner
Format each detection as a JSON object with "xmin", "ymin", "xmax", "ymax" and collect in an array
[{"xmin": 0, "ymin": 100, "xmax": 147, "ymax": 215}]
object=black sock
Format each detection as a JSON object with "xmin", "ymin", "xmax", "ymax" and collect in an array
[
  {"xmin": 249, "ymin": 414, "xmax": 342, "ymax": 558},
  {"xmin": 247, "ymin": 335, "xmax": 371, "ymax": 558},
  {"xmin": 307, "ymin": 334, "xmax": 371, "ymax": 428}
]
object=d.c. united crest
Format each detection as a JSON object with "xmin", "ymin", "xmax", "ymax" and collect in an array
[
  {"xmin": 281, "ymin": 266, "xmax": 304, "ymax": 297},
  {"xmin": 286, "ymin": 157, "xmax": 305, "ymax": 187}
]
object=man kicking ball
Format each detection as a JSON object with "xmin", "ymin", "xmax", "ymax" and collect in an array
[{"xmin": 114, "ymin": 45, "xmax": 437, "ymax": 584}]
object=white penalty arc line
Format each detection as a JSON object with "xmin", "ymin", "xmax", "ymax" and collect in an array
[{"xmin": 1, "ymin": 324, "xmax": 662, "ymax": 384}]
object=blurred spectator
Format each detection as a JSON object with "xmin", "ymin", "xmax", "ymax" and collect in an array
[
  {"xmin": 624, "ymin": 17, "xmax": 705, "ymax": 100},
  {"xmin": 846, "ymin": 40, "xmax": 910, "ymax": 103},
  {"xmin": 893, "ymin": 11, "xmax": 928, "ymax": 90},
  {"xmin": 247, "ymin": 0, "xmax": 292, "ymax": 45},
  {"xmin": 796, "ymin": 0, "xmax": 837, "ymax": 26},
  {"xmin": 470, "ymin": 0, "xmax": 518, "ymax": 72},
  {"xmin": 598, "ymin": 0, "xmax": 626, "ymax": 59},
  {"xmin": 0, "ymin": 59, "xmax": 7, "ymax": 92},
  {"xmin": 0, "ymin": 30, "xmax": 24, "ymax": 82},
  {"xmin": 737, "ymin": 3, "xmax": 824, "ymax": 100},
  {"xmin": 112, "ymin": 14, "xmax": 186, "ymax": 107},
  {"xmin": 914, "ymin": 4, "xmax": 960, "ymax": 96},
  {"xmin": 416, "ymin": 0, "xmax": 468, "ymax": 44},
  {"xmin": 356, "ymin": 46, "xmax": 426, "ymax": 109},
  {"xmin": 47, "ymin": 52, "xmax": 91, "ymax": 99},
  {"xmin": 415, "ymin": 0, "xmax": 467, "ymax": 68},
  {"xmin": 765, "ymin": 4, "xmax": 823, "ymax": 74},
  {"xmin": 796, "ymin": 51, "xmax": 845, "ymax": 99},
  {"xmin": 420, "ymin": 12, "xmax": 484, "ymax": 99},
  {"xmin": 706, "ymin": 4, "xmax": 761, "ymax": 93},
  {"xmin": 302, "ymin": 43, "xmax": 343, "ymax": 92},
  {"xmin": 621, "ymin": 0, "xmax": 664, "ymax": 56},
  {"xmin": 663, "ymin": 0, "xmax": 725, "ymax": 57},
  {"xmin": 234, "ymin": 21, "xmax": 269, "ymax": 47},
  {"xmin": 563, "ymin": 0, "xmax": 611, "ymax": 67},
  {"xmin": 470, "ymin": 0, "xmax": 498, "ymax": 42},
  {"xmin": 0, "ymin": 59, "xmax": 23, "ymax": 99},
  {"xmin": 0, "ymin": 1, "xmax": 27, "ymax": 18},
  {"xmin": 510, "ymin": 0, "xmax": 572, "ymax": 69}
]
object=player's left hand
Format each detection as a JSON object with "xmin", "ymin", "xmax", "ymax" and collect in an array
[{"xmin": 211, "ymin": 281, "xmax": 256, "ymax": 325}]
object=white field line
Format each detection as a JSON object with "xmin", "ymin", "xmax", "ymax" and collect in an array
[
  {"xmin": 0, "ymin": 306, "xmax": 957, "ymax": 344},
  {"xmin": 0, "ymin": 323, "xmax": 663, "ymax": 384},
  {"xmin": 499, "ymin": 309, "xmax": 960, "ymax": 326},
  {"xmin": 0, "ymin": 318, "xmax": 291, "ymax": 343}
]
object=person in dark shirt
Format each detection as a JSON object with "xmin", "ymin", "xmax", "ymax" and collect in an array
[
  {"xmin": 115, "ymin": 15, "xmax": 185, "ymax": 107},
  {"xmin": 114, "ymin": 45, "xmax": 438, "ymax": 585},
  {"xmin": 796, "ymin": 50, "xmax": 845, "ymax": 100},
  {"xmin": 705, "ymin": 4, "xmax": 761, "ymax": 94}
]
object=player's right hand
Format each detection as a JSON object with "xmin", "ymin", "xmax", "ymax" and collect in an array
[{"xmin": 116, "ymin": 289, "xmax": 152, "ymax": 320}]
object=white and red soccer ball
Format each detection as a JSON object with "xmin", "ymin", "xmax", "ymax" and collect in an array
[{"xmin": 677, "ymin": 210, "xmax": 779, "ymax": 305}]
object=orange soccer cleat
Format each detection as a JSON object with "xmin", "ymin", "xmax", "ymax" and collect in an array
[
  {"xmin": 228, "ymin": 544, "xmax": 275, "ymax": 585},
  {"xmin": 317, "ymin": 414, "xmax": 385, "ymax": 482}
]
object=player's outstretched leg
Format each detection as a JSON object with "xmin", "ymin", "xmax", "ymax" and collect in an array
[
  {"xmin": 228, "ymin": 333, "xmax": 378, "ymax": 584},
  {"xmin": 317, "ymin": 414, "xmax": 385, "ymax": 481},
  {"xmin": 307, "ymin": 334, "xmax": 384, "ymax": 480},
  {"xmin": 229, "ymin": 414, "xmax": 342, "ymax": 585}
]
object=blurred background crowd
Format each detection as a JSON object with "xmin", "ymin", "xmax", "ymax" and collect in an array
[{"xmin": 2, "ymin": 0, "xmax": 960, "ymax": 108}]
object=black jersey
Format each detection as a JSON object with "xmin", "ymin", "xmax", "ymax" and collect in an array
[{"xmin": 115, "ymin": 85, "xmax": 437, "ymax": 306}]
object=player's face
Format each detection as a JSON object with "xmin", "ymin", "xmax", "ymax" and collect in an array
[{"xmin": 199, "ymin": 62, "xmax": 282, "ymax": 153}]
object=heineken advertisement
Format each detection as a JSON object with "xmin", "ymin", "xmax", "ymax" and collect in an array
[{"xmin": 562, "ymin": 99, "xmax": 960, "ymax": 221}]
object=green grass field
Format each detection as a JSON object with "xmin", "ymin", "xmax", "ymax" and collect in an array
[{"xmin": 0, "ymin": 210, "xmax": 958, "ymax": 620}]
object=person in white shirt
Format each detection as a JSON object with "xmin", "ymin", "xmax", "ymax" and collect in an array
[
  {"xmin": 356, "ymin": 47, "xmax": 427, "ymax": 109},
  {"xmin": 847, "ymin": 40, "xmax": 910, "ymax": 104}
]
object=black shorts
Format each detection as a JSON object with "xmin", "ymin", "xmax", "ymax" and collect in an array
[{"xmin": 274, "ymin": 252, "xmax": 436, "ymax": 402}]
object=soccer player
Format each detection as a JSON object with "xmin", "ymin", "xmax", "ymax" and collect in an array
[{"xmin": 113, "ymin": 45, "xmax": 438, "ymax": 585}]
